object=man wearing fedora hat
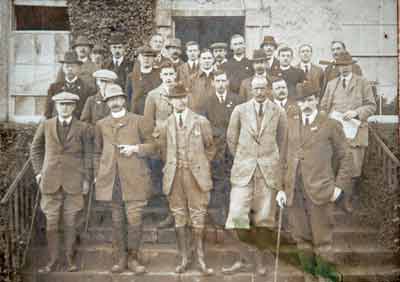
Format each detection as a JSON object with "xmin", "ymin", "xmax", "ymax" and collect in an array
[
  {"xmin": 56, "ymin": 35, "xmax": 97, "ymax": 88},
  {"xmin": 320, "ymin": 51, "xmax": 376, "ymax": 213},
  {"xmin": 94, "ymin": 83, "xmax": 156, "ymax": 274},
  {"xmin": 239, "ymin": 49, "xmax": 272, "ymax": 101},
  {"xmin": 178, "ymin": 41, "xmax": 200, "ymax": 89},
  {"xmin": 260, "ymin": 35, "xmax": 281, "ymax": 77},
  {"xmin": 165, "ymin": 38, "xmax": 184, "ymax": 68},
  {"xmin": 154, "ymin": 84, "xmax": 216, "ymax": 275},
  {"xmin": 210, "ymin": 42, "xmax": 228, "ymax": 70},
  {"xmin": 276, "ymin": 81, "xmax": 352, "ymax": 282},
  {"xmin": 104, "ymin": 32, "xmax": 134, "ymax": 92},
  {"xmin": 45, "ymin": 50, "xmax": 96, "ymax": 119},
  {"xmin": 31, "ymin": 92, "xmax": 91, "ymax": 273}
]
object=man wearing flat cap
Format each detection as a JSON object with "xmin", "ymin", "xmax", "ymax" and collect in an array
[
  {"xmin": 165, "ymin": 38, "xmax": 184, "ymax": 68},
  {"xmin": 276, "ymin": 81, "xmax": 352, "ymax": 282},
  {"xmin": 260, "ymin": 35, "xmax": 281, "ymax": 77},
  {"xmin": 31, "ymin": 92, "xmax": 91, "ymax": 273},
  {"xmin": 45, "ymin": 50, "xmax": 96, "ymax": 119},
  {"xmin": 239, "ymin": 49, "xmax": 272, "ymax": 101},
  {"xmin": 178, "ymin": 41, "xmax": 200, "ymax": 89},
  {"xmin": 104, "ymin": 32, "xmax": 134, "ymax": 92},
  {"xmin": 154, "ymin": 84, "xmax": 216, "ymax": 275},
  {"xmin": 126, "ymin": 45, "xmax": 162, "ymax": 114},
  {"xmin": 320, "ymin": 52, "xmax": 376, "ymax": 212},
  {"xmin": 94, "ymin": 84, "xmax": 156, "ymax": 274},
  {"xmin": 56, "ymin": 35, "xmax": 97, "ymax": 88},
  {"xmin": 210, "ymin": 42, "xmax": 228, "ymax": 70}
]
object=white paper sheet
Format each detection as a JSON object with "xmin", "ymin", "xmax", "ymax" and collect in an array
[{"xmin": 329, "ymin": 111, "xmax": 361, "ymax": 139}]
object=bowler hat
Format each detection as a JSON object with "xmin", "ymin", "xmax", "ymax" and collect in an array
[
  {"xmin": 104, "ymin": 84, "xmax": 127, "ymax": 101},
  {"xmin": 72, "ymin": 35, "xmax": 93, "ymax": 49},
  {"xmin": 210, "ymin": 42, "xmax": 228, "ymax": 50},
  {"xmin": 52, "ymin": 91, "xmax": 80, "ymax": 102},
  {"xmin": 93, "ymin": 69, "xmax": 118, "ymax": 81},
  {"xmin": 168, "ymin": 84, "xmax": 188, "ymax": 99},
  {"xmin": 333, "ymin": 51, "xmax": 357, "ymax": 65},
  {"xmin": 109, "ymin": 33, "xmax": 126, "ymax": 45},
  {"xmin": 260, "ymin": 35, "xmax": 278, "ymax": 48},
  {"xmin": 59, "ymin": 51, "xmax": 82, "ymax": 64},
  {"xmin": 251, "ymin": 49, "xmax": 268, "ymax": 61},
  {"xmin": 165, "ymin": 38, "xmax": 182, "ymax": 49},
  {"xmin": 137, "ymin": 45, "xmax": 157, "ymax": 57},
  {"xmin": 295, "ymin": 81, "xmax": 320, "ymax": 100}
]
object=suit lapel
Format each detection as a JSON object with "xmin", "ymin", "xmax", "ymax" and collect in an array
[
  {"xmin": 246, "ymin": 101, "xmax": 259, "ymax": 138},
  {"xmin": 64, "ymin": 117, "xmax": 78, "ymax": 143},
  {"xmin": 167, "ymin": 115, "xmax": 177, "ymax": 147},
  {"xmin": 258, "ymin": 100, "xmax": 275, "ymax": 137},
  {"xmin": 302, "ymin": 113, "xmax": 323, "ymax": 148},
  {"xmin": 346, "ymin": 75, "xmax": 357, "ymax": 95},
  {"xmin": 50, "ymin": 118, "xmax": 62, "ymax": 145},
  {"xmin": 184, "ymin": 110, "xmax": 196, "ymax": 142}
]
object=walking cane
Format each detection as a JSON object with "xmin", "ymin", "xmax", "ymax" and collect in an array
[
  {"xmin": 84, "ymin": 181, "xmax": 95, "ymax": 233},
  {"xmin": 274, "ymin": 206, "xmax": 284, "ymax": 282}
]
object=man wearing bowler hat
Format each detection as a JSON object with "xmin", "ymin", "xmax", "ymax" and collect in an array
[
  {"xmin": 154, "ymin": 84, "xmax": 216, "ymax": 275},
  {"xmin": 165, "ymin": 38, "xmax": 184, "ymax": 68},
  {"xmin": 260, "ymin": 35, "xmax": 281, "ymax": 77},
  {"xmin": 210, "ymin": 42, "xmax": 228, "ymax": 70},
  {"xmin": 31, "ymin": 92, "xmax": 91, "ymax": 273},
  {"xmin": 320, "ymin": 52, "xmax": 376, "ymax": 212},
  {"xmin": 94, "ymin": 84, "xmax": 156, "ymax": 274},
  {"xmin": 45, "ymin": 50, "xmax": 96, "ymax": 119}
]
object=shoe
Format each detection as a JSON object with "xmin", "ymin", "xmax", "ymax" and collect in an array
[
  {"xmin": 175, "ymin": 226, "xmax": 190, "ymax": 273},
  {"xmin": 64, "ymin": 227, "xmax": 78, "ymax": 272},
  {"xmin": 193, "ymin": 228, "xmax": 214, "ymax": 275},
  {"xmin": 38, "ymin": 231, "xmax": 59, "ymax": 273},
  {"xmin": 127, "ymin": 225, "xmax": 146, "ymax": 274},
  {"xmin": 222, "ymin": 260, "xmax": 251, "ymax": 275},
  {"xmin": 158, "ymin": 214, "xmax": 174, "ymax": 229}
]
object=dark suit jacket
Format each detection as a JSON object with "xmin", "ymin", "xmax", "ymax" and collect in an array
[
  {"xmin": 223, "ymin": 57, "xmax": 253, "ymax": 94},
  {"xmin": 104, "ymin": 57, "xmax": 134, "ymax": 91},
  {"xmin": 266, "ymin": 57, "xmax": 281, "ymax": 77},
  {"xmin": 277, "ymin": 66, "xmax": 306, "ymax": 101},
  {"xmin": 30, "ymin": 117, "xmax": 91, "ymax": 194},
  {"xmin": 188, "ymin": 70, "xmax": 216, "ymax": 114},
  {"xmin": 296, "ymin": 63, "xmax": 324, "ymax": 98},
  {"xmin": 178, "ymin": 62, "xmax": 199, "ymax": 89},
  {"xmin": 80, "ymin": 93, "xmax": 110, "ymax": 125},
  {"xmin": 56, "ymin": 60, "xmax": 97, "ymax": 89}
]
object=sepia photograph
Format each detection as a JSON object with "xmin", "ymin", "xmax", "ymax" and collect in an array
[{"xmin": 0, "ymin": 0, "xmax": 399, "ymax": 281}]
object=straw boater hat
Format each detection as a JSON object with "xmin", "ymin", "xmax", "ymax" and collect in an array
[
  {"xmin": 59, "ymin": 51, "xmax": 82, "ymax": 64},
  {"xmin": 103, "ymin": 84, "xmax": 127, "ymax": 101},
  {"xmin": 72, "ymin": 35, "xmax": 93, "ymax": 49},
  {"xmin": 52, "ymin": 91, "xmax": 80, "ymax": 103}
]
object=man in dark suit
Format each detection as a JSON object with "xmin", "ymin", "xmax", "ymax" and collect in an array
[
  {"xmin": 277, "ymin": 47, "xmax": 306, "ymax": 102},
  {"xmin": 178, "ymin": 41, "xmax": 200, "ymax": 89},
  {"xmin": 45, "ymin": 51, "xmax": 96, "ymax": 119},
  {"xmin": 260, "ymin": 35, "xmax": 280, "ymax": 77},
  {"xmin": 149, "ymin": 33, "xmax": 168, "ymax": 70},
  {"xmin": 276, "ymin": 81, "xmax": 352, "ymax": 282},
  {"xmin": 104, "ymin": 33, "xmax": 134, "ymax": 93},
  {"xmin": 165, "ymin": 38, "xmax": 184, "ymax": 68},
  {"xmin": 210, "ymin": 42, "xmax": 228, "ymax": 70},
  {"xmin": 31, "ymin": 92, "xmax": 91, "ymax": 273},
  {"xmin": 223, "ymin": 34, "xmax": 253, "ymax": 94}
]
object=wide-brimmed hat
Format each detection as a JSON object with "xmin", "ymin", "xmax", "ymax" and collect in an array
[
  {"xmin": 333, "ymin": 51, "xmax": 357, "ymax": 65},
  {"xmin": 93, "ymin": 69, "xmax": 118, "ymax": 81},
  {"xmin": 104, "ymin": 84, "xmax": 127, "ymax": 101},
  {"xmin": 59, "ymin": 51, "xmax": 82, "ymax": 64},
  {"xmin": 72, "ymin": 35, "xmax": 93, "ymax": 49},
  {"xmin": 295, "ymin": 81, "xmax": 320, "ymax": 100},
  {"xmin": 52, "ymin": 91, "xmax": 80, "ymax": 102},
  {"xmin": 260, "ymin": 35, "xmax": 278, "ymax": 48},
  {"xmin": 210, "ymin": 42, "xmax": 228, "ymax": 50},
  {"xmin": 109, "ymin": 33, "xmax": 126, "ymax": 45},
  {"xmin": 168, "ymin": 84, "xmax": 188, "ymax": 99},
  {"xmin": 251, "ymin": 49, "xmax": 268, "ymax": 62},
  {"xmin": 165, "ymin": 38, "xmax": 182, "ymax": 49}
]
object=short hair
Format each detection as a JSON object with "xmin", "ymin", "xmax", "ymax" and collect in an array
[
  {"xmin": 213, "ymin": 69, "xmax": 227, "ymax": 78},
  {"xmin": 278, "ymin": 47, "xmax": 293, "ymax": 56},
  {"xmin": 159, "ymin": 61, "xmax": 176, "ymax": 72},
  {"xmin": 185, "ymin": 41, "xmax": 199, "ymax": 49},
  {"xmin": 200, "ymin": 48, "xmax": 213, "ymax": 56},
  {"xmin": 298, "ymin": 44, "xmax": 313, "ymax": 53},
  {"xmin": 331, "ymin": 40, "xmax": 346, "ymax": 50},
  {"xmin": 230, "ymin": 34, "xmax": 244, "ymax": 43}
]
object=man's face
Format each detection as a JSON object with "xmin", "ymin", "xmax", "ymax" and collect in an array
[
  {"xmin": 331, "ymin": 42, "xmax": 345, "ymax": 60},
  {"xmin": 63, "ymin": 63, "xmax": 80, "ymax": 80},
  {"xmin": 338, "ymin": 64, "xmax": 353, "ymax": 77},
  {"xmin": 272, "ymin": 80, "xmax": 288, "ymax": 101},
  {"xmin": 150, "ymin": 35, "xmax": 164, "ymax": 52},
  {"xmin": 167, "ymin": 46, "xmax": 181, "ymax": 60},
  {"xmin": 160, "ymin": 67, "xmax": 177, "ymax": 86},
  {"xmin": 186, "ymin": 45, "xmax": 200, "ymax": 62},
  {"xmin": 141, "ymin": 54, "xmax": 155, "ymax": 68},
  {"xmin": 231, "ymin": 37, "xmax": 245, "ymax": 56},
  {"xmin": 213, "ymin": 48, "xmax": 227, "ymax": 63},
  {"xmin": 253, "ymin": 60, "xmax": 267, "ymax": 74},
  {"xmin": 252, "ymin": 82, "xmax": 268, "ymax": 103},
  {"xmin": 263, "ymin": 44, "xmax": 276, "ymax": 58},
  {"xmin": 169, "ymin": 97, "xmax": 188, "ymax": 112},
  {"xmin": 213, "ymin": 73, "xmax": 229, "ymax": 94},
  {"xmin": 74, "ymin": 45, "xmax": 90, "ymax": 59},
  {"xmin": 106, "ymin": 96, "xmax": 126, "ymax": 112},
  {"xmin": 297, "ymin": 95, "xmax": 318, "ymax": 116},
  {"xmin": 299, "ymin": 46, "xmax": 312, "ymax": 63},
  {"xmin": 96, "ymin": 79, "xmax": 112, "ymax": 96},
  {"xmin": 110, "ymin": 44, "xmax": 125, "ymax": 59},
  {"xmin": 90, "ymin": 52, "xmax": 104, "ymax": 65},
  {"xmin": 200, "ymin": 51, "xmax": 214, "ymax": 70},
  {"xmin": 278, "ymin": 51, "xmax": 292, "ymax": 67},
  {"xmin": 55, "ymin": 101, "xmax": 76, "ymax": 118}
]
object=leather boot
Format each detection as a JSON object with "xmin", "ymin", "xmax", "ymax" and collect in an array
[
  {"xmin": 64, "ymin": 227, "xmax": 78, "ymax": 272},
  {"xmin": 175, "ymin": 226, "xmax": 190, "ymax": 273},
  {"xmin": 255, "ymin": 250, "xmax": 270, "ymax": 276},
  {"xmin": 127, "ymin": 225, "xmax": 146, "ymax": 274},
  {"xmin": 110, "ymin": 226, "xmax": 127, "ymax": 273},
  {"xmin": 158, "ymin": 213, "xmax": 174, "ymax": 229},
  {"xmin": 221, "ymin": 229, "xmax": 252, "ymax": 275},
  {"xmin": 193, "ymin": 228, "xmax": 213, "ymax": 275},
  {"xmin": 38, "ymin": 230, "xmax": 60, "ymax": 273}
]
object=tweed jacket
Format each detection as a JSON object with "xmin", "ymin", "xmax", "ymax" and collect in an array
[
  {"xmin": 284, "ymin": 111, "xmax": 352, "ymax": 206},
  {"xmin": 30, "ymin": 117, "xmax": 91, "ymax": 194},
  {"xmin": 80, "ymin": 93, "xmax": 110, "ymax": 125},
  {"xmin": 155, "ymin": 109, "xmax": 216, "ymax": 195},
  {"xmin": 320, "ymin": 74, "xmax": 376, "ymax": 147},
  {"xmin": 227, "ymin": 99, "xmax": 287, "ymax": 189},
  {"xmin": 94, "ymin": 112, "xmax": 156, "ymax": 201},
  {"xmin": 321, "ymin": 63, "xmax": 362, "ymax": 95}
]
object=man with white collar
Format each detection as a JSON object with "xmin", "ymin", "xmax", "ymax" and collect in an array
[
  {"xmin": 260, "ymin": 35, "xmax": 280, "ymax": 77},
  {"xmin": 276, "ymin": 81, "xmax": 351, "ymax": 282},
  {"xmin": 178, "ymin": 41, "xmax": 200, "ymax": 89},
  {"xmin": 320, "ymin": 52, "xmax": 376, "ymax": 213},
  {"xmin": 94, "ymin": 84, "xmax": 156, "ymax": 274},
  {"xmin": 154, "ymin": 84, "xmax": 216, "ymax": 274},
  {"xmin": 296, "ymin": 44, "xmax": 324, "ymax": 99},
  {"xmin": 210, "ymin": 42, "xmax": 228, "ymax": 70},
  {"xmin": 165, "ymin": 38, "xmax": 184, "ymax": 68},
  {"xmin": 223, "ymin": 77, "xmax": 287, "ymax": 275},
  {"xmin": 271, "ymin": 77, "xmax": 290, "ymax": 111},
  {"xmin": 239, "ymin": 49, "xmax": 271, "ymax": 101},
  {"xmin": 277, "ymin": 46, "xmax": 306, "ymax": 102},
  {"xmin": 31, "ymin": 92, "xmax": 91, "ymax": 273},
  {"xmin": 45, "ymin": 51, "xmax": 96, "ymax": 119},
  {"xmin": 149, "ymin": 33, "xmax": 168, "ymax": 69},
  {"xmin": 224, "ymin": 34, "xmax": 253, "ymax": 94}
]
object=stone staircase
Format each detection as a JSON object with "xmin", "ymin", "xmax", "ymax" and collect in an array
[{"xmin": 21, "ymin": 203, "xmax": 400, "ymax": 282}]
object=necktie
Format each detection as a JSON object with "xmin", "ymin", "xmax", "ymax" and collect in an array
[
  {"xmin": 178, "ymin": 114, "xmax": 183, "ymax": 128},
  {"xmin": 305, "ymin": 117, "xmax": 309, "ymax": 126},
  {"xmin": 304, "ymin": 65, "xmax": 309, "ymax": 74},
  {"xmin": 219, "ymin": 95, "xmax": 224, "ymax": 103},
  {"xmin": 63, "ymin": 121, "xmax": 68, "ymax": 128},
  {"xmin": 342, "ymin": 78, "xmax": 346, "ymax": 89},
  {"xmin": 281, "ymin": 101, "xmax": 285, "ymax": 108},
  {"xmin": 258, "ymin": 103, "xmax": 263, "ymax": 117}
]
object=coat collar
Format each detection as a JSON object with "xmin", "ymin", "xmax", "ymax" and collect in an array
[
  {"xmin": 246, "ymin": 99, "xmax": 277, "ymax": 138},
  {"xmin": 167, "ymin": 109, "xmax": 197, "ymax": 145},
  {"xmin": 50, "ymin": 116, "xmax": 79, "ymax": 145}
]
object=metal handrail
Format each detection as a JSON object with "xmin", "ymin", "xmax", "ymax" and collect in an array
[
  {"xmin": 369, "ymin": 126, "xmax": 400, "ymax": 166},
  {"xmin": 1, "ymin": 157, "xmax": 32, "ymax": 204}
]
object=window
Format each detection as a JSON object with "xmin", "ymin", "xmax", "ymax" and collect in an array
[{"xmin": 15, "ymin": 5, "xmax": 69, "ymax": 31}]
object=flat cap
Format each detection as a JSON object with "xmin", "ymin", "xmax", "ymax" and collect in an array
[
  {"xmin": 295, "ymin": 81, "xmax": 320, "ymax": 100},
  {"xmin": 210, "ymin": 42, "xmax": 228, "ymax": 50},
  {"xmin": 137, "ymin": 45, "xmax": 157, "ymax": 56},
  {"xmin": 104, "ymin": 84, "xmax": 126, "ymax": 101},
  {"xmin": 72, "ymin": 35, "xmax": 93, "ymax": 49},
  {"xmin": 52, "ymin": 91, "xmax": 80, "ymax": 102},
  {"xmin": 165, "ymin": 38, "xmax": 182, "ymax": 49},
  {"xmin": 93, "ymin": 69, "xmax": 118, "ymax": 81}
]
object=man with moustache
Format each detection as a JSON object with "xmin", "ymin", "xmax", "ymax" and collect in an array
[
  {"xmin": 165, "ymin": 38, "xmax": 184, "ymax": 68},
  {"xmin": 224, "ymin": 34, "xmax": 253, "ymax": 94},
  {"xmin": 45, "ymin": 51, "xmax": 95, "ymax": 119},
  {"xmin": 210, "ymin": 42, "xmax": 228, "ymax": 70},
  {"xmin": 94, "ymin": 84, "xmax": 156, "ymax": 274},
  {"xmin": 296, "ymin": 44, "xmax": 324, "ymax": 99},
  {"xmin": 178, "ymin": 41, "xmax": 200, "ymax": 89},
  {"xmin": 239, "ymin": 49, "xmax": 271, "ymax": 101},
  {"xmin": 260, "ymin": 35, "xmax": 280, "ymax": 77},
  {"xmin": 271, "ymin": 77, "xmax": 291, "ymax": 112}
]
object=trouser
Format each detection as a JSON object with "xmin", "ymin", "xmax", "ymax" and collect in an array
[{"xmin": 209, "ymin": 159, "xmax": 230, "ymax": 227}]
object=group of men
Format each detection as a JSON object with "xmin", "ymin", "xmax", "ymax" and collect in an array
[{"xmin": 30, "ymin": 31, "xmax": 376, "ymax": 282}]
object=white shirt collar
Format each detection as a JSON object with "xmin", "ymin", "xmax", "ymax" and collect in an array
[
  {"xmin": 267, "ymin": 57, "xmax": 274, "ymax": 67},
  {"xmin": 174, "ymin": 108, "xmax": 188, "ymax": 125},
  {"xmin": 65, "ymin": 76, "xmax": 78, "ymax": 84},
  {"xmin": 114, "ymin": 56, "xmax": 124, "ymax": 66},
  {"xmin": 111, "ymin": 108, "xmax": 127, "ymax": 118},
  {"xmin": 300, "ymin": 62, "xmax": 311, "ymax": 70},
  {"xmin": 58, "ymin": 116, "xmax": 72, "ymax": 125},
  {"xmin": 253, "ymin": 98, "xmax": 267, "ymax": 111},
  {"xmin": 280, "ymin": 65, "xmax": 290, "ymax": 71},
  {"xmin": 80, "ymin": 57, "xmax": 88, "ymax": 63},
  {"xmin": 302, "ymin": 109, "xmax": 318, "ymax": 125},
  {"xmin": 255, "ymin": 72, "xmax": 267, "ymax": 78},
  {"xmin": 215, "ymin": 90, "xmax": 227, "ymax": 102},
  {"xmin": 233, "ymin": 54, "xmax": 244, "ymax": 62},
  {"xmin": 140, "ymin": 66, "xmax": 152, "ymax": 74},
  {"xmin": 201, "ymin": 68, "xmax": 213, "ymax": 77},
  {"xmin": 341, "ymin": 72, "xmax": 352, "ymax": 81},
  {"xmin": 216, "ymin": 58, "xmax": 227, "ymax": 65},
  {"xmin": 188, "ymin": 60, "xmax": 198, "ymax": 68},
  {"xmin": 274, "ymin": 98, "xmax": 287, "ymax": 108}
]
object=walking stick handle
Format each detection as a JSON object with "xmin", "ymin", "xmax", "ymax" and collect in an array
[{"xmin": 274, "ymin": 206, "xmax": 284, "ymax": 282}]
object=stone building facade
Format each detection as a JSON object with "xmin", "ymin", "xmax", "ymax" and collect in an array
[{"xmin": 0, "ymin": 0, "xmax": 398, "ymax": 123}]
